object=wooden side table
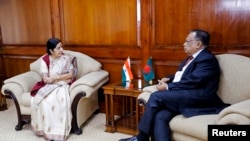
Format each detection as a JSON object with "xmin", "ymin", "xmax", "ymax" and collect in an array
[{"xmin": 103, "ymin": 79, "xmax": 152, "ymax": 135}]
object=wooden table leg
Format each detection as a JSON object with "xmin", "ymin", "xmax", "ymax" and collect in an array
[
  {"xmin": 105, "ymin": 94, "xmax": 115, "ymax": 132},
  {"xmin": 135, "ymin": 98, "xmax": 139, "ymax": 133},
  {"xmin": 110, "ymin": 94, "xmax": 115, "ymax": 132},
  {"xmin": 105, "ymin": 94, "xmax": 110, "ymax": 126}
]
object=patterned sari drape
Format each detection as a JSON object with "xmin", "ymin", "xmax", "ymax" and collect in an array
[{"xmin": 31, "ymin": 54, "xmax": 77, "ymax": 141}]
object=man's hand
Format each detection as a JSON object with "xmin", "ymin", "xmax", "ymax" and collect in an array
[
  {"xmin": 160, "ymin": 77, "xmax": 170, "ymax": 83},
  {"xmin": 156, "ymin": 79, "xmax": 168, "ymax": 90}
]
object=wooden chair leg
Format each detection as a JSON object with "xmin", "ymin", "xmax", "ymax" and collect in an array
[{"xmin": 0, "ymin": 93, "xmax": 7, "ymax": 111}]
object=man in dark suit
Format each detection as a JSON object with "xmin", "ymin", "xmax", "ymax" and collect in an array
[{"xmin": 119, "ymin": 29, "xmax": 229, "ymax": 141}]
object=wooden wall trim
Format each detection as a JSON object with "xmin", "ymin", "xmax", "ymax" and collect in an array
[
  {"xmin": 1, "ymin": 0, "xmax": 250, "ymax": 81},
  {"xmin": 50, "ymin": 0, "xmax": 62, "ymax": 38}
]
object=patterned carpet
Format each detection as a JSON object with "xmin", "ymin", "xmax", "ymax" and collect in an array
[{"xmin": 0, "ymin": 100, "xmax": 132, "ymax": 141}]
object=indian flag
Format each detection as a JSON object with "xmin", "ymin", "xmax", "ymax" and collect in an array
[{"xmin": 122, "ymin": 57, "xmax": 134, "ymax": 82}]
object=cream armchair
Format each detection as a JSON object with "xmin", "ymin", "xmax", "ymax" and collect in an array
[
  {"xmin": 138, "ymin": 54, "xmax": 250, "ymax": 141},
  {"xmin": 1, "ymin": 50, "xmax": 109, "ymax": 135}
]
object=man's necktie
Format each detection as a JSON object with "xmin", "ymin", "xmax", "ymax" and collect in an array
[{"xmin": 184, "ymin": 56, "xmax": 194, "ymax": 66}]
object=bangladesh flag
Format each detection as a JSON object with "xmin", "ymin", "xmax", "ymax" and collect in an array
[{"xmin": 143, "ymin": 57, "xmax": 155, "ymax": 81}]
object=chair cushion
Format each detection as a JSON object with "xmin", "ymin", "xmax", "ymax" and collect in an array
[
  {"xmin": 216, "ymin": 54, "xmax": 250, "ymax": 104},
  {"xmin": 217, "ymin": 99, "xmax": 250, "ymax": 124},
  {"xmin": 170, "ymin": 114, "xmax": 218, "ymax": 140},
  {"xmin": 64, "ymin": 50, "xmax": 102, "ymax": 78},
  {"xmin": 70, "ymin": 70, "xmax": 109, "ymax": 91}
]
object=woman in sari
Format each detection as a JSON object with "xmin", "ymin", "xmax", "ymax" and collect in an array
[{"xmin": 31, "ymin": 38, "xmax": 77, "ymax": 141}]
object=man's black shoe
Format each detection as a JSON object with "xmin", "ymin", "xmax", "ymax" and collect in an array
[{"xmin": 118, "ymin": 136, "xmax": 138, "ymax": 141}]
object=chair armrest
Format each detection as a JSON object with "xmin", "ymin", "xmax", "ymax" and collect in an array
[
  {"xmin": 70, "ymin": 70, "xmax": 109, "ymax": 92},
  {"xmin": 217, "ymin": 99, "xmax": 250, "ymax": 124},
  {"xmin": 143, "ymin": 84, "xmax": 158, "ymax": 93},
  {"xmin": 137, "ymin": 85, "xmax": 158, "ymax": 106},
  {"xmin": 138, "ymin": 92, "xmax": 151, "ymax": 106},
  {"xmin": 2, "ymin": 71, "xmax": 41, "ymax": 92},
  {"xmin": 1, "ymin": 71, "xmax": 41, "ymax": 104},
  {"xmin": 69, "ymin": 70, "xmax": 109, "ymax": 100}
]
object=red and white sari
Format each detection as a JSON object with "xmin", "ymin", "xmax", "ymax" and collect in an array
[{"xmin": 31, "ymin": 54, "xmax": 77, "ymax": 141}]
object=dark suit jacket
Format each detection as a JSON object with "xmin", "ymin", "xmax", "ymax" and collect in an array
[{"xmin": 167, "ymin": 48, "xmax": 229, "ymax": 117}]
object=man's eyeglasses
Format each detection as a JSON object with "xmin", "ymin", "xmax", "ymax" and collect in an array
[{"xmin": 185, "ymin": 40, "xmax": 198, "ymax": 43}]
